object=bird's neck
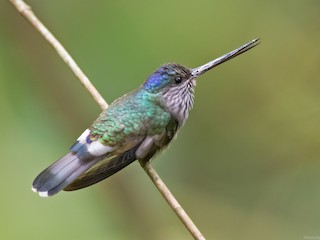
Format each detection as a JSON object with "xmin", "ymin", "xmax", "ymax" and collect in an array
[{"xmin": 160, "ymin": 80, "xmax": 196, "ymax": 127}]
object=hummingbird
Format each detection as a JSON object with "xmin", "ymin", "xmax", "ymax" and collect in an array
[{"xmin": 32, "ymin": 38, "xmax": 260, "ymax": 197}]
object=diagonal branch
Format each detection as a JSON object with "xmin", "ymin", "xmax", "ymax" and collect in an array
[
  {"xmin": 140, "ymin": 160, "xmax": 205, "ymax": 240},
  {"xmin": 9, "ymin": 0, "xmax": 108, "ymax": 111},
  {"xmin": 10, "ymin": 1, "xmax": 206, "ymax": 239}
]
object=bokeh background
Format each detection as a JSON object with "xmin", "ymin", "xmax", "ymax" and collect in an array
[{"xmin": 1, "ymin": 0, "xmax": 320, "ymax": 239}]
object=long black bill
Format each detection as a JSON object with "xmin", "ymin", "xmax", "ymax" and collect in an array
[{"xmin": 192, "ymin": 38, "xmax": 261, "ymax": 77}]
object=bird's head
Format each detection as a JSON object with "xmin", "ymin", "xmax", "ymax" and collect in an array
[
  {"xmin": 143, "ymin": 63, "xmax": 193, "ymax": 94},
  {"xmin": 142, "ymin": 38, "xmax": 261, "ymax": 124}
]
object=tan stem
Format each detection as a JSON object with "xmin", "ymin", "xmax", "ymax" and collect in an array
[
  {"xmin": 140, "ymin": 160, "xmax": 206, "ymax": 240},
  {"xmin": 9, "ymin": 0, "xmax": 108, "ymax": 111}
]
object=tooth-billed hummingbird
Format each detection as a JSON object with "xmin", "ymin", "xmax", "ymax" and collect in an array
[{"xmin": 32, "ymin": 39, "xmax": 260, "ymax": 197}]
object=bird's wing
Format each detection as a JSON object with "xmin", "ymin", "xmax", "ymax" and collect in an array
[
  {"xmin": 32, "ymin": 128, "xmax": 144, "ymax": 196},
  {"xmin": 64, "ymin": 117, "xmax": 178, "ymax": 191},
  {"xmin": 63, "ymin": 142, "xmax": 141, "ymax": 191}
]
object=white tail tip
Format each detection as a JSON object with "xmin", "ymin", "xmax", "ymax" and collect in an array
[{"xmin": 31, "ymin": 186, "xmax": 49, "ymax": 197}]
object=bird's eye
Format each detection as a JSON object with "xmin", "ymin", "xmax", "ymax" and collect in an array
[{"xmin": 175, "ymin": 76, "xmax": 182, "ymax": 84}]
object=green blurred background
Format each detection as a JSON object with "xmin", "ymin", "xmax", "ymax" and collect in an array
[{"xmin": 1, "ymin": 0, "xmax": 320, "ymax": 239}]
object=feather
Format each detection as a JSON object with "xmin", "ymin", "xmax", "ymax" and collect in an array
[
  {"xmin": 32, "ymin": 152, "xmax": 101, "ymax": 197},
  {"xmin": 64, "ymin": 144, "xmax": 139, "ymax": 191}
]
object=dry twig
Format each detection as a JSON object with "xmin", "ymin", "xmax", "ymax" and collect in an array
[
  {"xmin": 10, "ymin": 0, "xmax": 205, "ymax": 239},
  {"xmin": 140, "ymin": 160, "xmax": 205, "ymax": 240},
  {"xmin": 9, "ymin": 0, "xmax": 108, "ymax": 110}
]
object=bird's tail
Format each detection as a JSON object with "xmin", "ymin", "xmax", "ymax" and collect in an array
[
  {"xmin": 64, "ymin": 145, "xmax": 138, "ymax": 191},
  {"xmin": 32, "ymin": 152, "xmax": 99, "ymax": 197}
]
